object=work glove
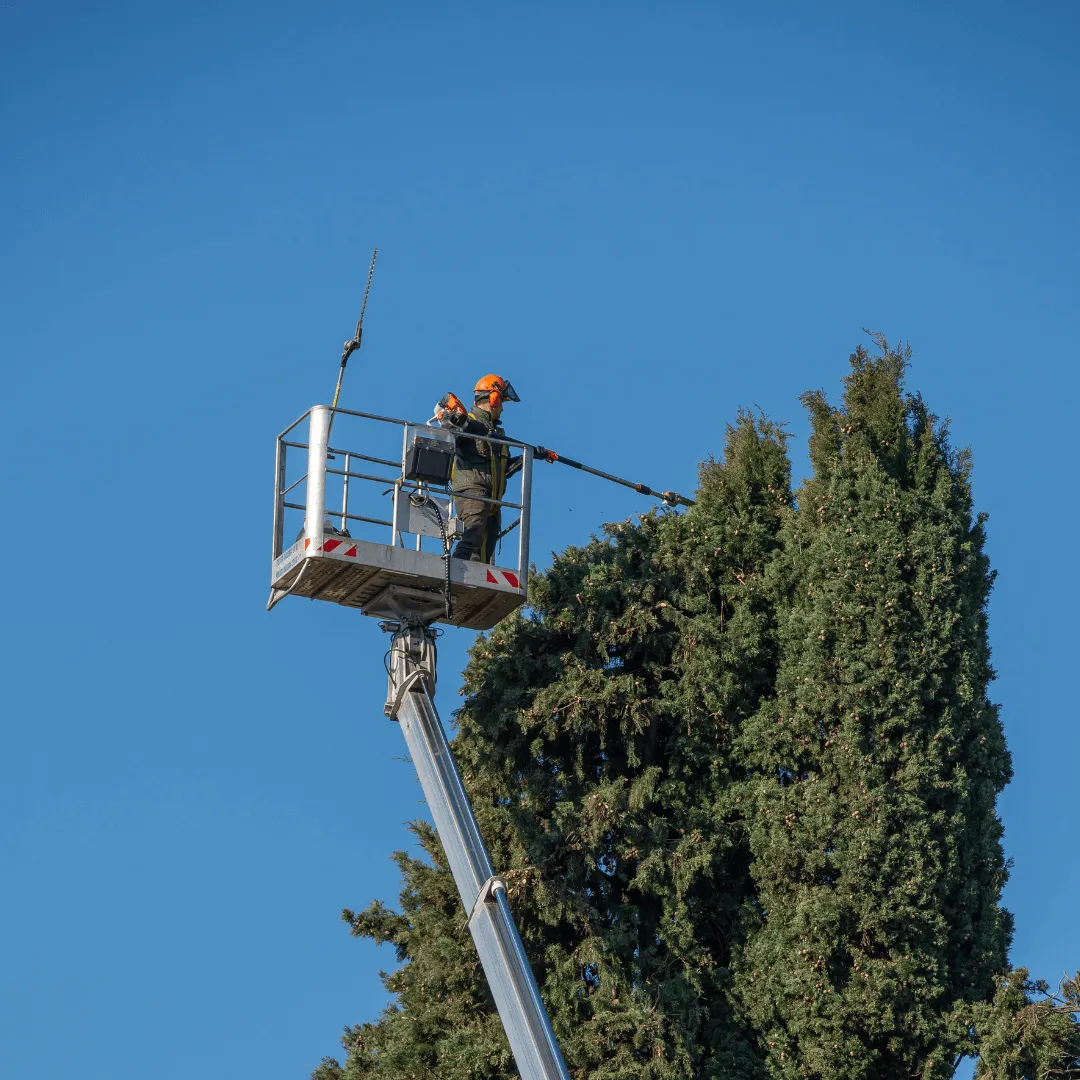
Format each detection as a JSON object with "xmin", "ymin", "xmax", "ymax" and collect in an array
[
  {"xmin": 535, "ymin": 446, "xmax": 558, "ymax": 463},
  {"xmin": 434, "ymin": 403, "xmax": 466, "ymax": 427}
]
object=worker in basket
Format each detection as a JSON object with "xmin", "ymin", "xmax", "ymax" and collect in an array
[{"xmin": 433, "ymin": 374, "xmax": 524, "ymax": 563}]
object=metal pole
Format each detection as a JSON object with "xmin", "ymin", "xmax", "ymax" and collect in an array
[
  {"xmin": 306, "ymin": 406, "xmax": 330, "ymax": 553},
  {"xmin": 341, "ymin": 453, "xmax": 351, "ymax": 534},
  {"xmin": 400, "ymin": 425, "xmax": 411, "ymax": 548},
  {"xmin": 517, "ymin": 445, "xmax": 533, "ymax": 585},
  {"xmin": 328, "ymin": 247, "xmax": 378, "ymax": 444},
  {"xmin": 273, "ymin": 434, "xmax": 286, "ymax": 561},
  {"xmin": 391, "ymin": 670, "xmax": 570, "ymax": 1080},
  {"xmin": 396, "ymin": 685, "xmax": 493, "ymax": 904},
  {"xmin": 391, "ymin": 481, "xmax": 402, "ymax": 547},
  {"xmin": 535, "ymin": 446, "xmax": 695, "ymax": 508}
]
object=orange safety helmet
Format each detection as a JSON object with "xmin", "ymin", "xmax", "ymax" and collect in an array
[{"xmin": 473, "ymin": 374, "xmax": 520, "ymax": 411}]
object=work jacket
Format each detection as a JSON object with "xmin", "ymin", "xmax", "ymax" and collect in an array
[{"xmin": 449, "ymin": 406, "xmax": 522, "ymax": 500}]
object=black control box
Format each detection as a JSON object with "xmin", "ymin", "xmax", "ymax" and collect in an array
[{"xmin": 404, "ymin": 434, "xmax": 455, "ymax": 485}]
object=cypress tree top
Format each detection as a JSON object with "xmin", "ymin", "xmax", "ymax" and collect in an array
[{"xmin": 735, "ymin": 337, "xmax": 1012, "ymax": 1080}]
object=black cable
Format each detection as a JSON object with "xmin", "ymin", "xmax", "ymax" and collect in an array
[{"xmin": 409, "ymin": 490, "xmax": 454, "ymax": 622}]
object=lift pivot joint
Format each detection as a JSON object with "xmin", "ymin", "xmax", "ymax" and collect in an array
[{"xmin": 383, "ymin": 620, "xmax": 438, "ymax": 719}]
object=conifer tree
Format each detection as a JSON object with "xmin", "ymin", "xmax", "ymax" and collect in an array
[
  {"xmin": 314, "ymin": 413, "xmax": 792, "ymax": 1080},
  {"xmin": 732, "ymin": 338, "xmax": 1012, "ymax": 1079},
  {"xmin": 970, "ymin": 969, "xmax": 1080, "ymax": 1078},
  {"xmin": 314, "ymin": 341, "xmax": 1018, "ymax": 1080}
]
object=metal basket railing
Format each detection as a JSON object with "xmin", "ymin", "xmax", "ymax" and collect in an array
[{"xmin": 272, "ymin": 405, "xmax": 533, "ymax": 582}]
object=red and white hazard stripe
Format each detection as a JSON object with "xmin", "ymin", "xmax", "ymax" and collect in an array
[
  {"xmin": 301, "ymin": 535, "xmax": 523, "ymax": 591},
  {"xmin": 484, "ymin": 568, "xmax": 521, "ymax": 589},
  {"xmin": 304, "ymin": 537, "xmax": 359, "ymax": 558}
]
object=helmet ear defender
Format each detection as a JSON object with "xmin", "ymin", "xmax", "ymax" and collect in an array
[{"xmin": 473, "ymin": 375, "xmax": 520, "ymax": 410}]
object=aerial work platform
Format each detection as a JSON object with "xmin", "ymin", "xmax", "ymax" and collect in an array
[
  {"xmin": 268, "ymin": 400, "xmax": 570, "ymax": 1080},
  {"xmin": 268, "ymin": 404, "xmax": 532, "ymax": 629},
  {"xmin": 271, "ymin": 536, "xmax": 525, "ymax": 629}
]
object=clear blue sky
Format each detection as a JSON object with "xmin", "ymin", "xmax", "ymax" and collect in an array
[{"xmin": 3, "ymin": 3, "xmax": 1077, "ymax": 1077}]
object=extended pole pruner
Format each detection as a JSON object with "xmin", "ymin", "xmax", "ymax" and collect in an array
[
  {"xmin": 533, "ymin": 446, "xmax": 695, "ymax": 508},
  {"xmin": 328, "ymin": 247, "xmax": 378, "ymax": 438}
]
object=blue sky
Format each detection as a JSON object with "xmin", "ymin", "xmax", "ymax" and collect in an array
[{"xmin": 2, "ymin": 3, "xmax": 1077, "ymax": 1077}]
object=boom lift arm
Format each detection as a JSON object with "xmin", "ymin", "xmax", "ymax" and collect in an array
[
  {"xmin": 382, "ymin": 604, "xmax": 571, "ymax": 1080},
  {"xmin": 273, "ymin": 388, "xmax": 694, "ymax": 1079}
]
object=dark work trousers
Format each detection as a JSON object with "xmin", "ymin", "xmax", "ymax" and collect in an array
[{"xmin": 452, "ymin": 476, "xmax": 502, "ymax": 563}]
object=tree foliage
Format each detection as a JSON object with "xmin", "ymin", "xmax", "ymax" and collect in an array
[
  {"xmin": 313, "ymin": 339, "xmax": 1045, "ymax": 1080},
  {"xmin": 733, "ymin": 338, "xmax": 1012, "ymax": 1079},
  {"xmin": 317, "ymin": 410, "xmax": 791, "ymax": 1080},
  {"xmin": 970, "ymin": 970, "xmax": 1080, "ymax": 1079}
]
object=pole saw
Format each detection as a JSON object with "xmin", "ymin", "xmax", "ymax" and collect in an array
[
  {"xmin": 327, "ymin": 246, "xmax": 378, "ymax": 443},
  {"xmin": 432, "ymin": 400, "xmax": 695, "ymax": 511},
  {"xmin": 492, "ymin": 444, "xmax": 694, "ymax": 545},
  {"xmin": 533, "ymin": 445, "xmax": 696, "ymax": 508}
]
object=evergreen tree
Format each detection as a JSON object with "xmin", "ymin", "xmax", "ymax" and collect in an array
[
  {"xmin": 312, "ymin": 821, "xmax": 516, "ymax": 1080},
  {"xmin": 315, "ymin": 340, "xmax": 1018, "ymax": 1080},
  {"xmin": 315, "ymin": 413, "xmax": 792, "ymax": 1079},
  {"xmin": 733, "ymin": 338, "xmax": 1012, "ymax": 1079},
  {"xmin": 970, "ymin": 969, "xmax": 1080, "ymax": 1078}
]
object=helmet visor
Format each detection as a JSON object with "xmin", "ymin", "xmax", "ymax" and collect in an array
[{"xmin": 501, "ymin": 381, "xmax": 520, "ymax": 403}]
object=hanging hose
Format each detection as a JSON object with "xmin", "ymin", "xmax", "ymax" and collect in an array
[
  {"xmin": 409, "ymin": 490, "xmax": 454, "ymax": 622},
  {"xmin": 265, "ymin": 560, "xmax": 312, "ymax": 611}
]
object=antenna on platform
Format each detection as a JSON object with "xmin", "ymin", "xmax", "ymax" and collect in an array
[{"xmin": 328, "ymin": 246, "xmax": 378, "ymax": 441}]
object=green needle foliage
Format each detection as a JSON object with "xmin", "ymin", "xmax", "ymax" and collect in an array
[
  {"xmin": 315, "ymin": 411, "xmax": 790, "ymax": 1080},
  {"xmin": 314, "ymin": 338, "xmax": 1035, "ymax": 1080},
  {"xmin": 733, "ymin": 337, "xmax": 1012, "ymax": 1079},
  {"xmin": 969, "ymin": 969, "xmax": 1080, "ymax": 1078}
]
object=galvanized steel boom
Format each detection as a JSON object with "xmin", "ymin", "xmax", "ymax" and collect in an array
[{"xmin": 269, "ymin": 403, "xmax": 569, "ymax": 1080}]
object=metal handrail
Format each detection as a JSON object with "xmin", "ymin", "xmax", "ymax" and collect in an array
[
  {"xmin": 325, "ymin": 466, "xmax": 399, "ymax": 486},
  {"xmin": 440, "ymin": 489, "xmax": 523, "ymax": 511},
  {"xmin": 329, "ymin": 447, "xmax": 400, "ymax": 469},
  {"xmin": 282, "ymin": 503, "xmax": 393, "ymax": 529},
  {"xmin": 281, "ymin": 473, "xmax": 308, "ymax": 497},
  {"xmin": 281, "ymin": 406, "xmax": 532, "ymax": 451},
  {"xmin": 272, "ymin": 405, "xmax": 532, "ymax": 585}
]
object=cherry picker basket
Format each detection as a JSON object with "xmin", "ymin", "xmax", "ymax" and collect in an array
[{"xmin": 268, "ymin": 405, "xmax": 532, "ymax": 630}]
